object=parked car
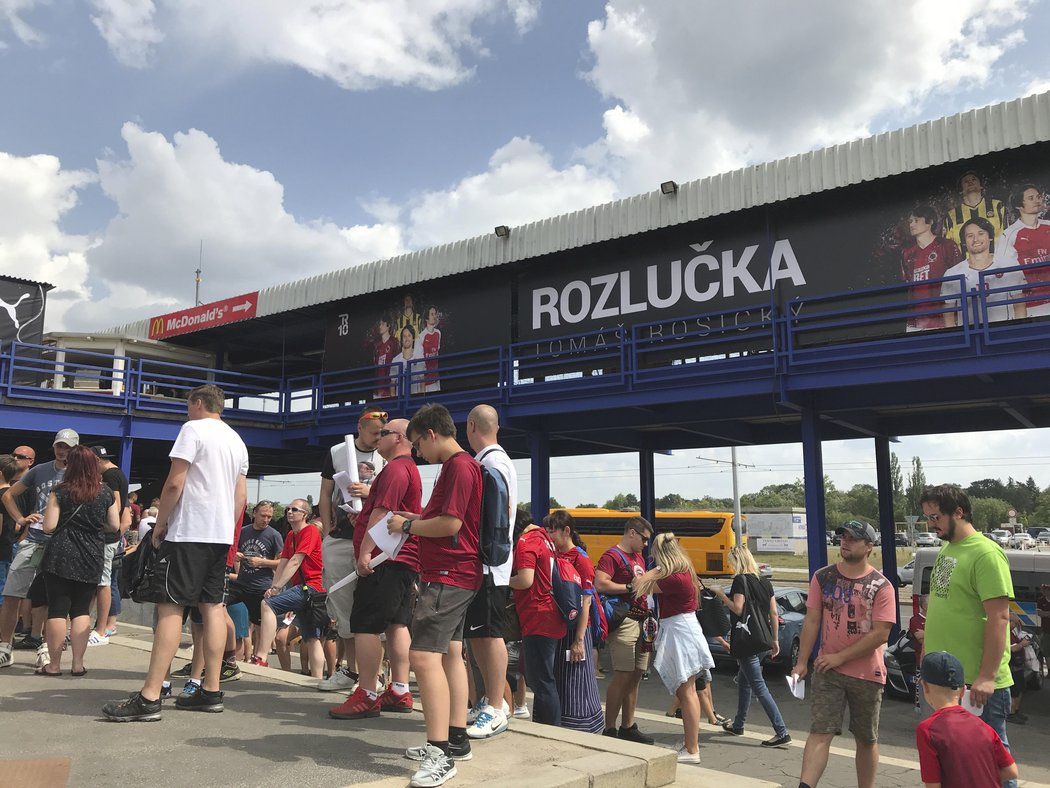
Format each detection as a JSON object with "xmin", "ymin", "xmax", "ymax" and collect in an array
[
  {"xmin": 894, "ymin": 532, "xmax": 909, "ymax": 547},
  {"xmin": 898, "ymin": 558, "xmax": 915, "ymax": 586},
  {"xmin": 758, "ymin": 562, "xmax": 773, "ymax": 579},
  {"xmin": 1038, "ymin": 529, "xmax": 1050, "ymax": 545},
  {"xmin": 914, "ymin": 532, "xmax": 940, "ymax": 547},
  {"xmin": 708, "ymin": 586, "xmax": 808, "ymax": 670},
  {"xmin": 1009, "ymin": 532, "xmax": 1035, "ymax": 550},
  {"xmin": 989, "ymin": 529, "xmax": 1012, "ymax": 547},
  {"xmin": 885, "ymin": 628, "xmax": 1044, "ymax": 700}
]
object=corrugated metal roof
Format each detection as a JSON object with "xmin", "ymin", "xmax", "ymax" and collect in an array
[{"xmin": 105, "ymin": 90, "xmax": 1050, "ymax": 339}]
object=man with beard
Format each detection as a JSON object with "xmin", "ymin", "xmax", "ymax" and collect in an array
[
  {"xmin": 921, "ymin": 484, "xmax": 1016, "ymax": 788},
  {"xmin": 943, "ymin": 170, "xmax": 1006, "ymax": 253},
  {"xmin": 794, "ymin": 521, "xmax": 896, "ymax": 788}
]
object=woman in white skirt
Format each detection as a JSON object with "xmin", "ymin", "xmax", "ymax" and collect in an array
[{"xmin": 633, "ymin": 533, "xmax": 714, "ymax": 764}]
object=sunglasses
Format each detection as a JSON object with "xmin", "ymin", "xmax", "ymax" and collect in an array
[
  {"xmin": 359, "ymin": 410, "xmax": 389, "ymax": 424},
  {"xmin": 378, "ymin": 429, "xmax": 403, "ymax": 438},
  {"xmin": 13, "ymin": 454, "xmax": 34, "ymax": 461},
  {"xmin": 255, "ymin": 500, "xmax": 274, "ymax": 508},
  {"xmin": 286, "ymin": 506, "xmax": 307, "ymax": 514}
]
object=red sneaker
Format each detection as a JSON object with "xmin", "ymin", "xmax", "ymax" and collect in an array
[
  {"xmin": 329, "ymin": 687, "xmax": 381, "ymax": 720},
  {"xmin": 378, "ymin": 685, "xmax": 413, "ymax": 713},
  {"xmin": 248, "ymin": 655, "xmax": 269, "ymax": 668}
]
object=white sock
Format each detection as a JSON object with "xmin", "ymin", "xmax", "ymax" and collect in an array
[
  {"xmin": 162, "ymin": 681, "xmax": 171, "ymax": 690},
  {"xmin": 392, "ymin": 682, "xmax": 410, "ymax": 695},
  {"xmin": 364, "ymin": 689, "xmax": 378, "ymax": 701},
  {"xmin": 189, "ymin": 677, "xmax": 202, "ymax": 686}
]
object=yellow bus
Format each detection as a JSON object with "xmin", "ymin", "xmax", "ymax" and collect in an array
[{"xmin": 552, "ymin": 508, "xmax": 746, "ymax": 577}]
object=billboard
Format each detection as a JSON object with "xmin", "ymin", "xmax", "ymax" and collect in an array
[
  {"xmin": 516, "ymin": 143, "xmax": 1050, "ymax": 353},
  {"xmin": 0, "ymin": 277, "xmax": 48, "ymax": 350},
  {"xmin": 148, "ymin": 292, "xmax": 259, "ymax": 340},
  {"xmin": 323, "ymin": 276, "xmax": 512, "ymax": 399}
]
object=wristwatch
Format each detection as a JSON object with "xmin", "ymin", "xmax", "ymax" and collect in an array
[
  {"xmin": 625, "ymin": 581, "xmax": 634, "ymax": 595},
  {"xmin": 401, "ymin": 518, "xmax": 414, "ymax": 534}
]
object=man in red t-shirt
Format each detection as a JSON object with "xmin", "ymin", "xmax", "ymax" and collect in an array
[
  {"xmin": 330, "ymin": 419, "xmax": 422, "ymax": 720},
  {"xmin": 509, "ymin": 521, "xmax": 565, "ymax": 727},
  {"xmin": 387, "ymin": 404, "xmax": 482, "ymax": 784},
  {"xmin": 251, "ymin": 499, "xmax": 326, "ymax": 677},
  {"xmin": 594, "ymin": 516, "xmax": 654, "ymax": 744},
  {"xmin": 901, "ymin": 205, "xmax": 960, "ymax": 331}
]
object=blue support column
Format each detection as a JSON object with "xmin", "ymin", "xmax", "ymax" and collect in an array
[
  {"xmin": 875, "ymin": 436, "xmax": 902, "ymax": 634},
  {"xmin": 529, "ymin": 430, "xmax": 550, "ymax": 526},
  {"xmin": 639, "ymin": 449, "xmax": 655, "ymax": 526},
  {"xmin": 119, "ymin": 434, "xmax": 134, "ymax": 479},
  {"xmin": 801, "ymin": 408, "xmax": 828, "ymax": 575}
]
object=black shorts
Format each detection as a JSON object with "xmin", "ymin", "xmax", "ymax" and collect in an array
[
  {"xmin": 349, "ymin": 562, "xmax": 417, "ymax": 634},
  {"xmin": 464, "ymin": 574, "xmax": 509, "ymax": 639},
  {"xmin": 151, "ymin": 541, "xmax": 229, "ymax": 606},
  {"xmin": 28, "ymin": 572, "xmax": 48, "ymax": 608},
  {"xmin": 226, "ymin": 586, "xmax": 265, "ymax": 625}
]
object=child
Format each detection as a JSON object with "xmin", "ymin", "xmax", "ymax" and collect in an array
[
  {"xmin": 633, "ymin": 532, "xmax": 714, "ymax": 764},
  {"xmin": 915, "ymin": 651, "xmax": 1018, "ymax": 788}
]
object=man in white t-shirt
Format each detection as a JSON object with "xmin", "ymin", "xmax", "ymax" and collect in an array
[
  {"xmin": 941, "ymin": 217, "xmax": 1028, "ymax": 326},
  {"xmin": 463, "ymin": 404, "xmax": 518, "ymax": 739},
  {"xmin": 103, "ymin": 384, "xmax": 248, "ymax": 722}
]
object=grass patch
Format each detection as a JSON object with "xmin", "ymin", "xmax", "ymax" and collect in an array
[{"xmin": 755, "ymin": 549, "xmax": 915, "ymax": 573}]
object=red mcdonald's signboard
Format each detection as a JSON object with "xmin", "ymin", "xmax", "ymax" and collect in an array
[{"xmin": 148, "ymin": 292, "xmax": 259, "ymax": 341}]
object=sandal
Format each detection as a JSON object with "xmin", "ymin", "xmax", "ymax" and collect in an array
[
  {"xmin": 35, "ymin": 667, "xmax": 63, "ymax": 676},
  {"xmin": 71, "ymin": 668, "xmax": 87, "ymax": 677},
  {"xmin": 713, "ymin": 713, "xmax": 728, "ymax": 725}
]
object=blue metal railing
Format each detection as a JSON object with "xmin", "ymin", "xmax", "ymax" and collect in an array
[{"xmin": 6, "ymin": 277, "xmax": 1050, "ymax": 425}]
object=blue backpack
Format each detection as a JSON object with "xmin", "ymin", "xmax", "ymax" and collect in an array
[
  {"xmin": 576, "ymin": 548, "xmax": 609, "ymax": 645},
  {"xmin": 476, "ymin": 448, "xmax": 511, "ymax": 567},
  {"xmin": 543, "ymin": 533, "xmax": 584, "ymax": 626},
  {"xmin": 598, "ymin": 546, "xmax": 634, "ymax": 631}
]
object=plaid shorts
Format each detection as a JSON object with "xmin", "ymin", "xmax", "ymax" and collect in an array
[{"xmin": 810, "ymin": 669, "xmax": 884, "ymax": 743}]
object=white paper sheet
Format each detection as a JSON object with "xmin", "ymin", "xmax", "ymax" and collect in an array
[
  {"xmin": 786, "ymin": 674, "xmax": 806, "ymax": 700},
  {"xmin": 368, "ymin": 512, "xmax": 407, "ymax": 558},
  {"xmin": 341, "ymin": 433, "xmax": 363, "ymax": 513},
  {"xmin": 960, "ymin": 687, "xmax": 983, "ymax": 716}
]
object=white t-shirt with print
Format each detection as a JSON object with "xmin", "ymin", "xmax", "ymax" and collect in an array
[{"xmin": 166, "ymin": 418, "xmax": 249, "ymax": 544}]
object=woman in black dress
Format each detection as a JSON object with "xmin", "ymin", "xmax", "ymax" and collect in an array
[{"xmin": 39, "ymin": 445, "xmax": 120, "ymax": 675}]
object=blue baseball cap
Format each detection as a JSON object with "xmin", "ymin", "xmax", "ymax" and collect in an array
[{"xmin": 921, "ymin": 651, "xmax": 965, "ymax": 690}]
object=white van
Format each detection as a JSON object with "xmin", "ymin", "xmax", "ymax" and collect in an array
[{"xmin": 910, "ymin": 547, "xmax": 1050, "ymax": 630}]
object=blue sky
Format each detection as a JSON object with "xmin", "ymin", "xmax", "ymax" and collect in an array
[{"xmin": 3, "ymin": 1, "xmax": 1050, "ymax": 503}]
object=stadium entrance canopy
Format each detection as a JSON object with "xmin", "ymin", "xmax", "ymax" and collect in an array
[{"xmin": 4, "ymin": 92, "xmax": 1050, "ymax": 582}]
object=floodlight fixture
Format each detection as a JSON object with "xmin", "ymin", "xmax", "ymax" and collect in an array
[
  {"xmin": 494, "ymin": 225, "xmax": 510, "ymax": 238},
  {"xmin": 660, "ymin": 180, "xmax": 679, "ymax": 195}
]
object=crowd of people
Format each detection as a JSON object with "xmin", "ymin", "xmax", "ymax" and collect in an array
[{"xmin": 0, "ymin": 386, "xmax": 1037, "ymax": 788}]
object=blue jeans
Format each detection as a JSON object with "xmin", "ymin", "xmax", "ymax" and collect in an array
[
  {"xmin": 733, "ymin": 653, "xmax": 788, "ymax": 738},
  {"xmin": 522, "ymin": 635, "xmax": 561, "ymax": 727},
  {"xmin": 981, "ymin": 687, "xmax": 1017, "ymax": 788},
  {"xmin": 0, "ymin": 560, "xmax": 9, "ymax": 597},
  {"xmin": 265, "ymin": 585, "xmax": 321, "ymax": 641}
]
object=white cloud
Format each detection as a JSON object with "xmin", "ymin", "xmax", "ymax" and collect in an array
[
  {"xmin": 87, "ymin": 0, "xmax": 528, "ymax": 91},
  {"xmin": 0, "ymin": 0, "xmax": 44, "ymax": 44},
  {"xmin": 583, "ymin": 0, "xmax": 1034, "ymax": 194},
  {"xmin": 58, "ymin": 123, "xmax": 403, "ymax": 331},
  {"xmin": 404, "ymin": 136, "xmax": 618, "ymax": 248},
  {"xmin": 89, "ymin": 0, "xmax": 163, "ymax": 68},
  {"xmin": 0, "ymin": 151, "xmax": 95, "ymax": 329}
]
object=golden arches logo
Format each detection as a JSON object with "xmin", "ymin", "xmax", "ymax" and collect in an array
[{"xmin": 150, "ymin": 317, "xmax": 164, "ymax": 338}]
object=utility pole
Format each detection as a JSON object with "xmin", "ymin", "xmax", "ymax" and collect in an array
[
  {"xmin": 195, "ymin": 240, "xmax": 203, "ymax": 306},
  {"xmin": 731, "ymin": 446, "xmax": 743, "ymax": 546}
]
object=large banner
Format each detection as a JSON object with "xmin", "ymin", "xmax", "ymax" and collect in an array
[
  {"xmin": 0, "ymin": 277, "xmax": 47, "ymax": 350},
  {"xmin": 517, "ymin": 143, "xmax": 1050, "ymax": 353},
  {"xmin": 323, "ymin": 276, "xmax": 511, "ymax": 399}
]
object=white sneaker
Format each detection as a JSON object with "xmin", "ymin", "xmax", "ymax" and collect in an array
[
  {"xmin": 466, "ymin": 696, "xmax": 486, "ymax": 725},
  {"xmin": 410, "ymin": 745, "xmax": 457, "ymax": 788},
  {"xmin": 677, "ymin": 748, "xmax": 701, "ymax": 764},
  {"xmin": 316, "ymin": 667, "xmax": 357, "ymax": 692},
  {"xmin": 87, "ymin": 632, "xmax": 109, "ymax": 647},
  {"xmin": 0, "ymin": 644, "xmax": 11, "ymax": 669},
  {"xmin": 467, "ymin": 706, "xmax": 509, "ymax": 739},
  {"xmin": 35, "ymin": 643, "xmax": 50, "ymax": 669},
  {"xmin": 512, "ymin": 703, "xmax": 529, "ymax": 719}
]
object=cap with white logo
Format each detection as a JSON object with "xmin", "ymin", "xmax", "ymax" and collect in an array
[{"xmin": 53, "ymin": 429, "xmax": 80, "ymax": 447}]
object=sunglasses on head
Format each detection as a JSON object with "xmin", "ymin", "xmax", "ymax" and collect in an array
[
  {"xmin": 286, "ymin": 506, "xmax": 307, "ymax": 514},
  {"xmin": 255, "ymin": 500, "xmax": 273, "ymax": 509},
  {"xmin": 378, "ymin": 429, "xmax": 402, "ymax": 438},
  {"xmin": 360, "ymin": 410, "xmax": 389, "ymax": 424},
  {"xmin": 13, "ymin": 454, "xmax": 33, "ymax": 461}
]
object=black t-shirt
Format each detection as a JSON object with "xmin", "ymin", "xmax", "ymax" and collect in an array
[
  {"xmin": 0, "ymin": 485, "xmax": 14, "ymax": 563},
  {"xmin": 101, "ymin": 466, "xmax": 129, "ymax": 546},
  {"xmin": 41, "ymin": 485, "xmax": 114, "ymax": 584}
]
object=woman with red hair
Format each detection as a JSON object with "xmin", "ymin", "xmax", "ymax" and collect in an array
[{"xmin": 38, "ymin": 444, "xmax": 120, "ymax": 675}]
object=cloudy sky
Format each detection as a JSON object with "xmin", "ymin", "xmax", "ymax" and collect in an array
[{"xmin": 4, "ymin": 1, "xmax": 1050, "ymax": 504}]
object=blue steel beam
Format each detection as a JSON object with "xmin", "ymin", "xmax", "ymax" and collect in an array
[
  {"xmin": 639, "ymin": 449, "xmax": 655, "ymax": 527},
  {"xmin": 874, "ymin": 435, "xmax": 901, "ymax": 637},
  {"xmin": 801, "ymin": 407, "xmax": 828, "ymax": 576},
  {"xmin": 529, "ymin": 430, "xmax": 550, "ymax": 526}
]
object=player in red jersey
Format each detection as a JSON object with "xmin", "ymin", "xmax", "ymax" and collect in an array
[
  {"xmin": 900, "ymin": 206, "xmax": 961, "ymax": 331},
  {"xmin": 997, "ymin": 184, "xmax": 1050, "ymax": 316},
  {"xmin": 373, "ymin": 315, "xmax": 399, "ymax": 398},
  {"xmin": 418, "ymin": 306, "xmax": 442, "ymax": 392}
]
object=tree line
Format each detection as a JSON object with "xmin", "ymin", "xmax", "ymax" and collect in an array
[{"xmin": 546, "ymin": 455, "xmax": 1047, "ymax": 532}]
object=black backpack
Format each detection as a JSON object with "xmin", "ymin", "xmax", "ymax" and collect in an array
[{"xmin": 476, "ymin": 448, "xmax": 511, "ymax": 567}]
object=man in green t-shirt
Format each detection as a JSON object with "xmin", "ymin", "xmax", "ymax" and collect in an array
[{"xmin": 920, "ymin": 484, "xmax": 1016, "ymax": 788}]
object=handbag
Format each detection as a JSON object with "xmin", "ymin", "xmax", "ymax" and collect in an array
[
  {"xmin": 301, "ymin": 585, "xmax": 332, "ymax": 631},
  {"xmin": 728, "ymin": 574, "xmax": 775, "ymax": 659},
  {"xmin": 29, "ymin": 504, "xmax": 83, "ymax": 571}
]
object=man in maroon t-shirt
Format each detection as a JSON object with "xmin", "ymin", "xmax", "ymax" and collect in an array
[
  {"xmin": 330, "ymin": 419, "xmax": 422, "ymax": 721},
  {"xmin": 252, "ymin": 500, "xmax": 326, "ymax": 677},
  {"xmin": 594, "ymin": 516, "xmax": 654, "ymax": 744},
  {"xmin": 901, "ymin": 205, "xmax": 960, "ymax": 331},
  {"xmin": 387, "ymin": 404, "xmax": 482, "ymax": 785}
]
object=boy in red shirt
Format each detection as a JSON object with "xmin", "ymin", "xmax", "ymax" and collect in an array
[
  {"xmin": 509, "ymin": 517, "xmax": 565, "ymax": 727},
  {"xmin": 916, "ymin": 651, "xmax": 1018, "ymax": 788},
  {"xmin": 388, "ymin": 404, "xmax": 482, "ymax": 788},
  {"xmin": 251, "ymin": 499, "xmax": 326, "ymax": 677}
]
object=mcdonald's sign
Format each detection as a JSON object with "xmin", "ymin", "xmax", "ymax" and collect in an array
[{"xmin": 147, "ymin": 292, "xmax": 259, "ymax": 340}]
